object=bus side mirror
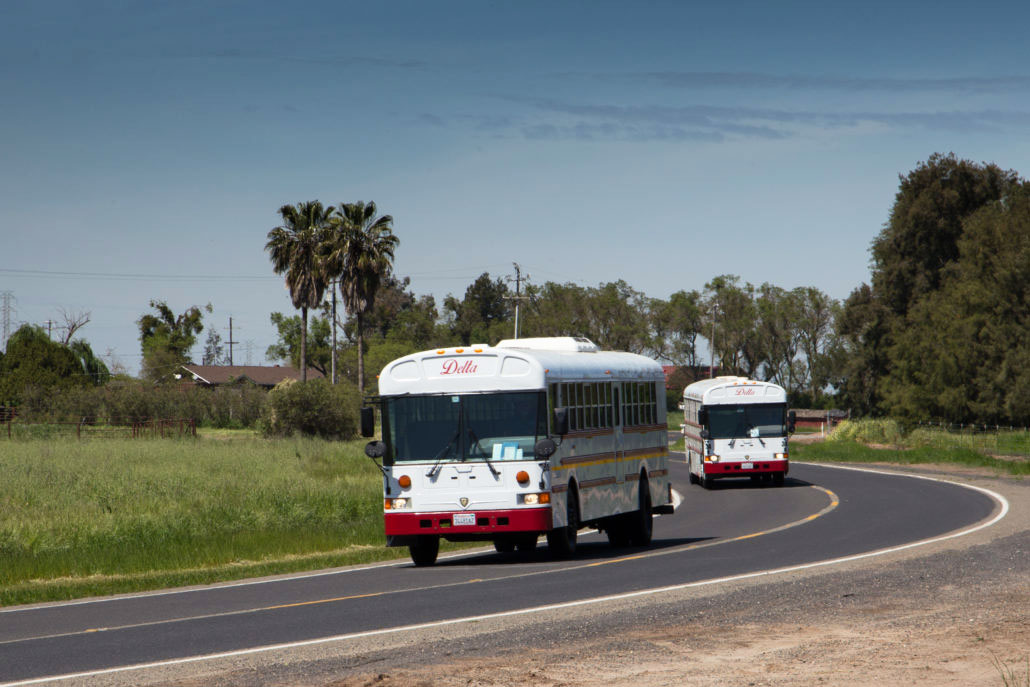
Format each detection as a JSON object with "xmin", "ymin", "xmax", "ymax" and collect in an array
[
  {"xmin": 788, "ymin": 410, "xmax": 797, "ymax": 434},
  {"xmin": 700, "ymin": 429, "xmax": 710, "ymax": 441},
  {"xmin": 535, "ymin": 438, "xmax": 557, "ymax": 458},
  {"xmin": 360, "ymin": 407, "xmax": 376, "ymax": 438},
  {"xmin": 553, "ymin": 407, "xmax": 569, "ymax": 436},
  {"xmin": 698, "ymin": 407, "xmax": 708, "ymax": 426},
  {"xmin": 365, "ymin": 440, "xmax": 386, "ymax": 458}
]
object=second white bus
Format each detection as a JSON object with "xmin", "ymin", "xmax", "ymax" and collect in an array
[
  {"xmin": 682, "ymin": 376, "xmax": 795, "ymax": 488},
  {"xmin": 361, "ymin": 337, "xmax": 673, "ymax": 565}
]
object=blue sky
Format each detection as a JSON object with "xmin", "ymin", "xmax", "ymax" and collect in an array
[{"xmin": 3, "ymin": 0, "xmax": 1030, "ymax": 373}]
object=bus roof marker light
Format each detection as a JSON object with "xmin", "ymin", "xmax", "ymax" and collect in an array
[{"xmin": 456, "ymin": 348, "xmax": 464, "ymax": 353}]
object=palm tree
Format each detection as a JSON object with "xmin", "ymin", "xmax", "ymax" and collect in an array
[
  {"xmin": 265, "ymin": 201, "xmax": 333, "ymax": 382},
  {"xmin": 324, "ymin": 201, "xmax": 398, "ymax": 396}
]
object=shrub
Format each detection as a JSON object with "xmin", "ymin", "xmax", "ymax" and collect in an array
[
  {"xmin": 262, "ymin": 378, "xmax": 360, "ymax": 439},
  {"xmin": 827, "ymin": 418, "xmax": 904, "ymax": 445}
]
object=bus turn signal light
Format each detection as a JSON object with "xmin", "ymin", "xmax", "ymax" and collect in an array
[
  {"xmin": 516, "ymin": 470, "xmax": 530, "ymax": 484},
  {"xmin": 398, "ymin": 474, "xmax": 412, "ymax": 489}
]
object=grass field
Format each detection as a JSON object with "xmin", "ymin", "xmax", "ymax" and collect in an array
[
  {"xmin": 0, "ymin": 433, "xmax": 414, "ymax": 606},
  {"xmin": 793, "ymin": 434, "xmax": 1030, "ymax": 476}
]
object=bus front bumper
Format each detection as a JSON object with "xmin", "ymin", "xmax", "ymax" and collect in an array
[
  {"xmin": 384, "ymin": 506, "xmax": 553, "ymax": 538},
  {"xmin": 703, "ymin": 460, "xmax": 789, "ymax": 475}
]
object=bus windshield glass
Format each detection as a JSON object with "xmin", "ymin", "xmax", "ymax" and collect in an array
[
  {"xmin": 706, "ymin": 403, "xmax": 787, "ymax": 439},
  {"xmin": 385, "ymin": 391, "xmax": 547, "ymax": 464}
]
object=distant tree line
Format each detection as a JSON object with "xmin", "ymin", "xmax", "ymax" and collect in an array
[{"xmin": 4, "ymin": 153, "xmax": 1028, "ymax": 430}]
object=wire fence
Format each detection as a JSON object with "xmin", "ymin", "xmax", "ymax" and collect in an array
[
  {"xmin": 910, "ymin": 422, "xmax": 1030, "ymax": 459},
  {"xmin": 1, "ymin": 417, "xmax": 197, "ymax": 440}
]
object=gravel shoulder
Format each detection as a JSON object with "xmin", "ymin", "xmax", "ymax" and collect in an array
[{"xmin": 114, "ymin": 464, "xmax": 1030, "ymax": 687}]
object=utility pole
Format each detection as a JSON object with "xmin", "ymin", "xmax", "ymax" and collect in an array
[
  {"xmin": 244, "ymin": 340, "xmax": 255, "ymax": 366},
  {"xmin": 0, "ymin": 291, "xmax": 12, "ymax": 353},
  {"xmin": 709, "ymin": 302, "xmax": 719, "ymax": 379},
  {"xmin": 226, "ymin": 317, "xmax": 239, "ymax": 365},
  {"xmin": 329, "ymin": 278, "xmax": 338, "ymax": 384},
  {"xmin": 44, "ymin": 319, "xmax": 55, "ymax": 340},
  {"xmin": 505, "ymin": 262, "xmax": 531, "ymax": 339}
]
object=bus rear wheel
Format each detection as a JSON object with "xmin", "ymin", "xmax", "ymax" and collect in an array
[
  {"xmin": 409, "ymin": 535, "xmax": 439, "ymax": 566},
  {"xmin": 547, "ymin": 489, "xmax": 579, "ymax": 558},
  {"xmin": 628, "ymin": 477, "xmax": 653, "ymax": 546}
]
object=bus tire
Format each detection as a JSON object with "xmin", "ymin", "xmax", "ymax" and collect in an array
[
  {"xmin": 701, "ymin": 473, "xmax": 714, "ymax": 490},
  {"xmin": 493, "ymin": 537, "xmax": 516, "ymax": 553},
  {"xmin": 628, "ymin": 475, "xmax": 653, "ymax": 546},
  {"xmin": 409, "ymin": 535, "xmax": 439, "ymax": 566},
  {"xmin": 773, "ymin": 472, "xmax": 785, "ymax": 487},
  {"xmin": 547, "ymin": 488, "xmax": 579, "ymax": 558}
]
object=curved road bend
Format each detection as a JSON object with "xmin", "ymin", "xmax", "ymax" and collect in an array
[{"xmin": 0, "ymin": 460, "xmax": 1001, "ymax": 684}]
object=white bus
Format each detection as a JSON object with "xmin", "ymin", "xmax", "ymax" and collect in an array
[
  {"xmin": 361, "ymin": 337, "xmax": 674, "ymax": 566},
  {"xmin": 681, "ymin": 376, "xmax": 795, "ymax": 488}
]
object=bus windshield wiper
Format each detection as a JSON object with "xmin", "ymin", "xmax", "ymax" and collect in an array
[
  {"xmin": 426, "ymin": 427, "xmax": 460, "ymax": 478},
  {"xmin": 466, "ymin": 424, "xmax": 500, "ymax": 477}
]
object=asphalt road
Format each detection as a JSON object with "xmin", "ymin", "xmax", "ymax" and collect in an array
[{"xmin": 0, "ymin": 459, "xmax": 1000, "ymax": 685}]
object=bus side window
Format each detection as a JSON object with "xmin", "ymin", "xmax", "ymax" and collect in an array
[{"xmin": 613, "ymin": 386, "xmax": 620, "ymax": 427}]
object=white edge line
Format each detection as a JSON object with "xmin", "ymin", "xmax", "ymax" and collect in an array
[{"xmin": 0, "ymin": 463, "xmax": 1008, "ymax": 687}]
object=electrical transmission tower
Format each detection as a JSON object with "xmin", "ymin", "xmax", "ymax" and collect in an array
[
  {"xmin": 504, "ymin": 263, "xmax": 532, "ymax": 339},
  {"xmin": 0, "ymin": 291, "xmax": 13, "ymax": 353}
]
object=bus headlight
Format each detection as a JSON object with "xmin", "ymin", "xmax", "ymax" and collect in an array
[
  {"xmin": 384, "ymin": 498, "xmax": 410, "ymax": 510},
  {"xmin": 705, "ymin": 455, "xmax": 720, "ymax": 463},
  {"xmin": 775, "ymin": 453, "xmax": 788, "ymax": 460},
  {"xmin": 521, "ymin": 493, "xmax": 550, "ymax": 505}
]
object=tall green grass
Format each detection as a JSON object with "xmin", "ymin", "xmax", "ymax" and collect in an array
[{"xmin": 0, "ymin": 435, "xmax": 394, "ymax": 605}]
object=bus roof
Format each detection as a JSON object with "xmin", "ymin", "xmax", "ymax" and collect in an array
[
  {"xmin": 682, "ymin": 376, "xmax": 787, "ymax": 405},
  {"xmin": 377, "ymin": 337, "xmax": 663, "ymax": 396}
]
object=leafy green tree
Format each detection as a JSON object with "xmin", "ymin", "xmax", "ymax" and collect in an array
[
  {"xmin": 840, "ymin": 154, "xmax": 1024, "ymax": 420},
  {"xmin": 266, "ymin": 200, "xmax": 334, "ymax": 383},
  {"xmin": 444, "ymin": 272, "xmax": 512, "ymax": 345},
  {"xmin": 584, "ymin": 280, "xmax": 650, "ymax": 352},
  {"xmin": 704, "ymin": 275, "xmax": 761, "ymax": 377},
  {"xmin": 341, "ymin": 275, "xmax": 445, "ymax": 350},
  {"xmin": 0, "ymin": 325, "xmax": 89, "ymax": 402},
  {"xmin": 522, "ymin": 281, "xmax": 591, "ymax": 339},
  {"xmin": 882, "ymin": 180, "xmax": 1030, "ymax": 424},
  {"xmin": 756, "ymin": 284, "xmax": 802, "ymax": 393},
  {"xmin": 265, "ymin": 311, "xmax": 332, "ymax": 376},
  {"xmin": 68, "ymin": 339, "xmax": 110, "ymax": 386},
  {"xmin": 793, "ymin": 287, "xmax": 842, "ymax": 404},
  {"xmin": 137, "ymin": 300, "xmax": 207, "ymax": 382},
  {"xmin": 649, "ymin": 290, "xmax": 705, "ymax": 373},
  {"xmin": 871, "ymin": 153, "xmax": 1015, "ymax": 318},
  {"xmin": 202, "ymin": 328, "xmax": 225, "ymax": 366},
  {"xmin": 323, "ymin": 201, "xmax": 398, "ymax": 396}
]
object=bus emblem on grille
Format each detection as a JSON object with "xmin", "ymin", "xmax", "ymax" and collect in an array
[{"xmin": 459, "ymin": 497, "xmax": 469, "ymax": 507}]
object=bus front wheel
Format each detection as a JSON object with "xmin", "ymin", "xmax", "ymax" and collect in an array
[
  {"xmin": 409, "ymin": 535, "xmax": 439, "ymax": 566},
  {"xmin": 547, "ymin": 489, "xmax": 579, "ymax": 558}
]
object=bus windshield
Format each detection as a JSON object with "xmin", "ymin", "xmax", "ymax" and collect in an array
[
  {"xmin": 706, "ymin": 403, "xmax": 787, "ymax": 439},
  {"xmin": 385, "ymin": 391, "xmax": 547, "ymax": 464}
]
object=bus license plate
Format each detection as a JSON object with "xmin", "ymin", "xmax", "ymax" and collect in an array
[
  {"xmin": 742, "ymin": 462, "xmax": 754, "ymax": 470},
  {"xmin": 454, "ymin": 512, "xmax": 476, "ymax": 526}
]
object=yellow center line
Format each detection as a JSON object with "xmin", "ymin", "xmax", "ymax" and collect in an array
[{"xmin": 3, "ymin": 487, "xmax": 839, "ymax": 647}]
